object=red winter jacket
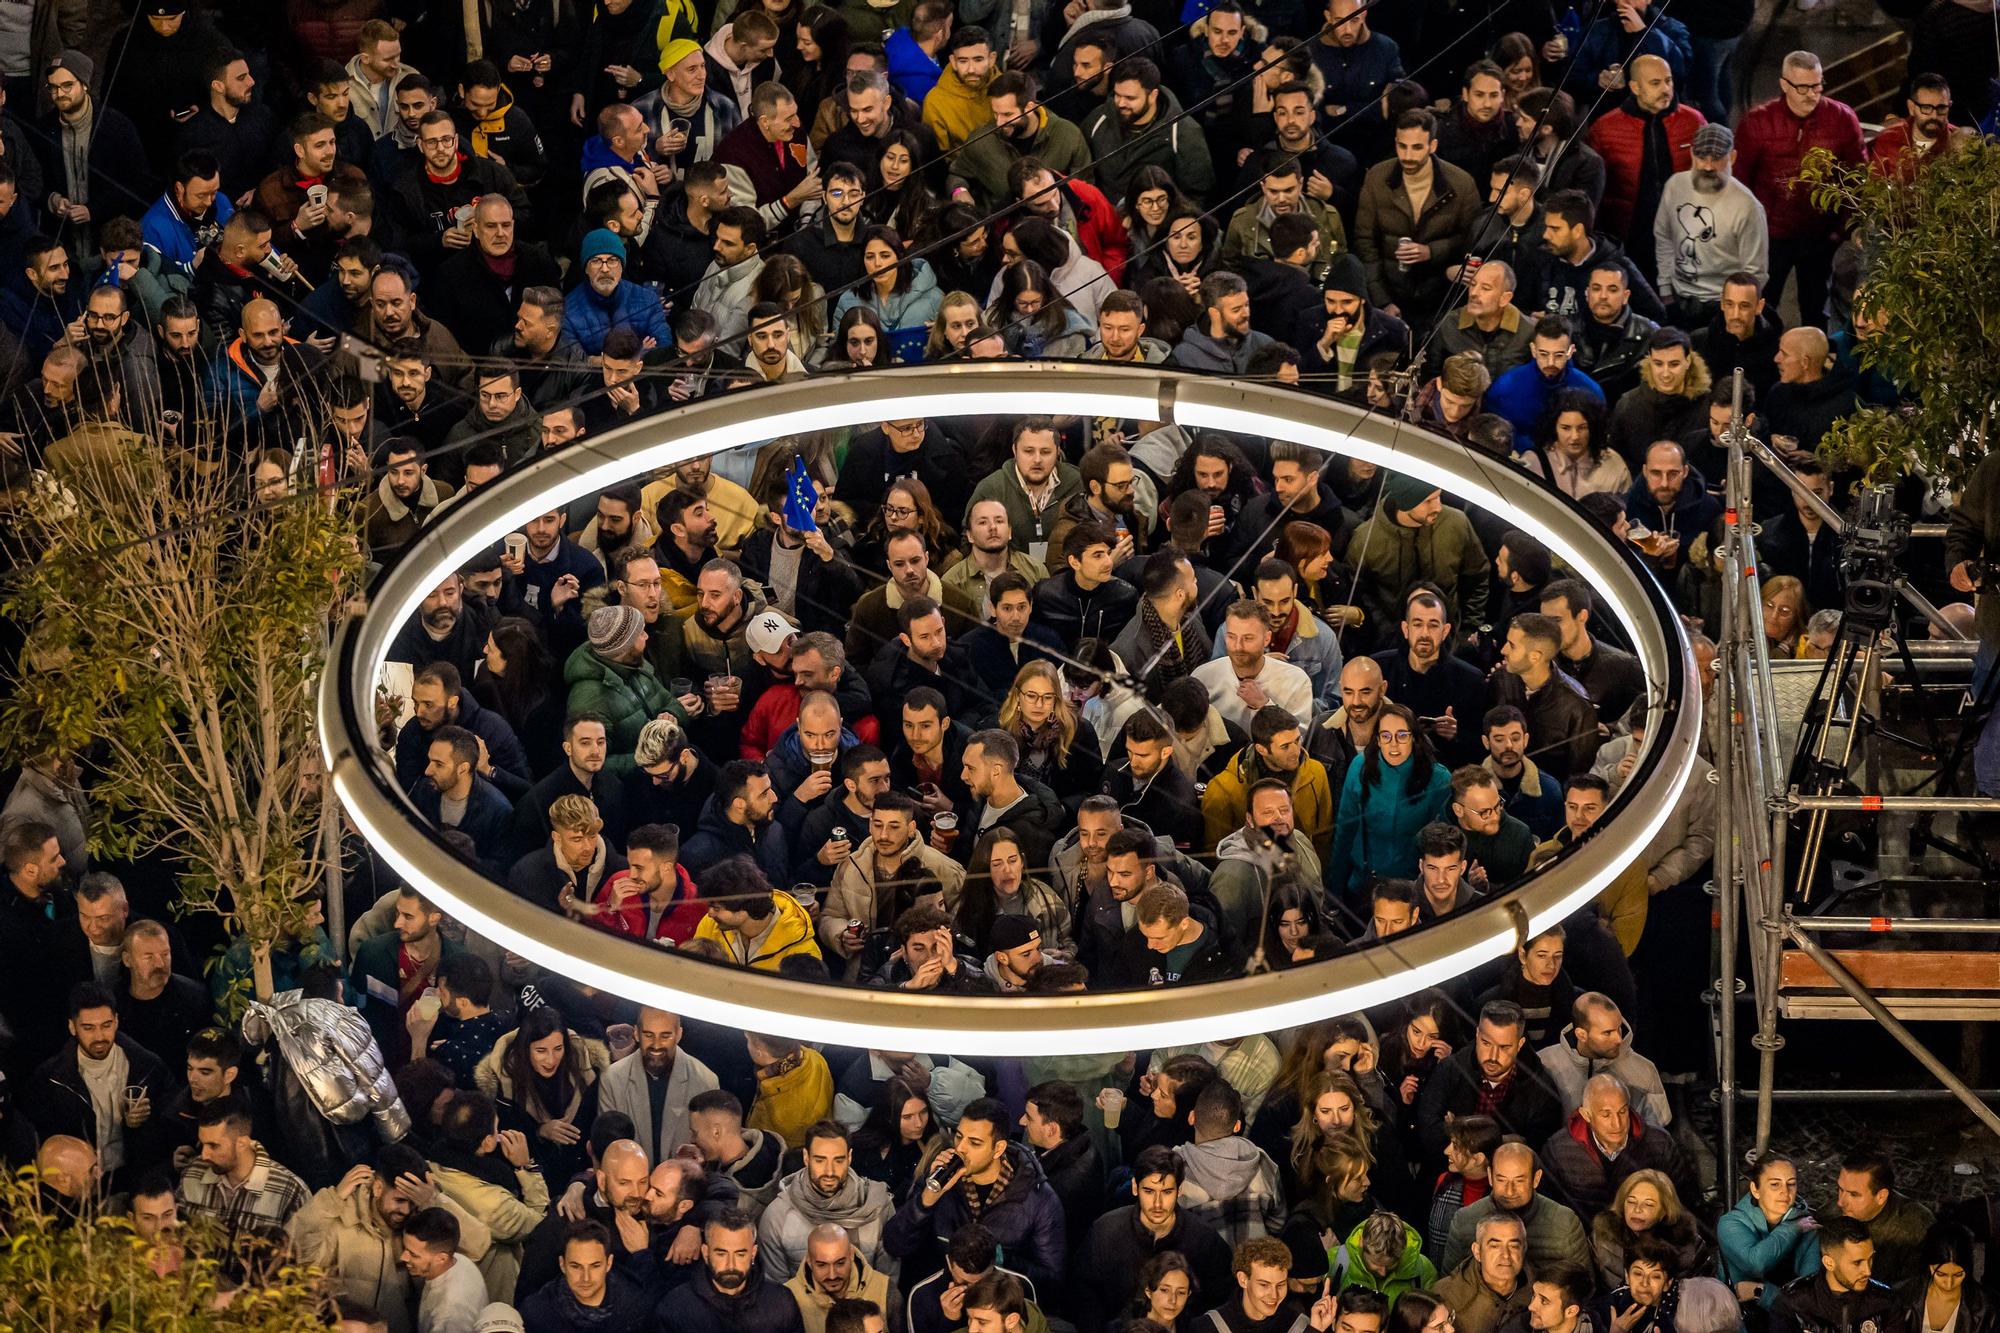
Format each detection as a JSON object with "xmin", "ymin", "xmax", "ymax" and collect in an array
[
  {"xmin": 1065, "ymin": 177, "xmax": 1130, "ymax": 286},
  {"xmin": 591, "ymin": 864, "xmax": 708, "ymax": 945},
  {"xmin": 287, "ymin": 0, "xmax": 385, "ymax": 65},
  {"xmin": 1866, "ymin": 119, "xmax": 1973, "ymax": 180},
  {"xmin": 1733, "ymin": 96, "xmax": 1864, "ymax": 241},
  {"xmin": 1586, "ymin": 99, "xmax": 1707, "ymax": 238}
]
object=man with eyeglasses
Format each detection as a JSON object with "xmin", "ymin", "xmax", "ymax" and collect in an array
[
  {"xmin": 1869, "ymin": 70, "xmax": 1968, "ymax": 179},
  {"xmin": 563, "ymin": 228, "xmax": 672, "ymax": 355},
  {"xmin": 1733, "ymin": 52, "xmax": 1862, "ymax": 332},
  {"xmin": 70, "ymin": 284, "xmax": 161, "ymax": 417},
  {"xmin": 442, "ymin": 366, "xmax": 540, "ymax": 470},
  {"xmin": 30, "ymin": 51, "xmax": 150, "ymax": 241},
  {"xmin": 384, "ymin": 109, "xmax": 531, "ymax": 272},
  {"xmin": 836, "ymin": 416, "xmax": 965, "ymax": 526},
  {"xmin": 788, "ymin": 161, "xmax": 869, "ymax": 294},
  {"xmin": 1449, "ymin": 766, "xmax": 1536, "ymax": 885}
]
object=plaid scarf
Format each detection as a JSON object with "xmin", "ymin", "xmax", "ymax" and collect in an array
[
  {"xmin": 960, "ymin": 1150, "xmax": 1014, "ymax": 1219},
  {"xmin": 1136, "ymin": 598, "xmax": 1207, "ymax": 693}
]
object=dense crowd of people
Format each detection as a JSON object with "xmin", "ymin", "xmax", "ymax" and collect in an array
[{"xmin": 0, "ymin": 0, "xmax": 1994, "ymax": 1328}]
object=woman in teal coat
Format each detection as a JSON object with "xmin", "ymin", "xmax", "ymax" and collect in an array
[
  {"xmin": 1327, "ymin": 700, "xmax": 1451, "ymax": 900},
  {"xmin": 1717, "ymin": 1153, "xmax": 1822, "ymax": 1308}
]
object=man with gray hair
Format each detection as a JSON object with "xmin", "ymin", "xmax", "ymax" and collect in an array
[
  {"xmin": 119, "ymin": 918, "xmax": 211, "ymax": 1072},
  {"xmin": 821, "ymin": 70, "xmax": 938, "ymax": 190},
  {"xmin": 1654, "ymin": 123, "xmax": 1769, "ymax": 324},
  {"xmin": 1444, "ymin": 1141, "xmax": 1592, "ymax": 1276},
  {"xmin": 1435, "ymin": 1211, "xmax": 1532, "ymax": 1333},
  {"xmin": 1731, "ymin": 50, "xmax": 1863, "ymax": 331},
  {"xmin": 1540, "ymin": 1073, "xmax": 1693, "ymax": 1219}
]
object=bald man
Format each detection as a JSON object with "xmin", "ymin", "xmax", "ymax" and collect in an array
[
  {"xmin": 1310, "ymin": 656, "xmax": 1386, "ymax": 773},
  {"xmin": 1443, "ymin": 1138, "xmax": 1591, "ymax": 1275},
  {"xmin": 1587, "ymin": 52, "xmax": 1706, "ymax": 282},
  {"xmin": 598, "ymin": 1006, "xmax": 720, "ymax": 1166},
  {"xmin": 36, "ymin": 1134, "xmax": 100, "ymax": 1205},
  {"xmin": 786, "ymin": 1222, "xmax": 895, "ymax": 1333},
  {"xmin": 519, "ymin": 1138, "xmax": 658, "ymax": 1293},
  {"xmin": 1764, "ymin": 324, "xmax": 1855, "ymax": 453},
  {"xmin": 1934, "ymin": 603, "xmax": 1978, "ymax": 641},
  {"xmin": 428, "ymin": 192, "xmax": 562, "ymax": 354},
  {"xmin": 208, "ymin": 297, "xmax": 304, "ymax": 428}
]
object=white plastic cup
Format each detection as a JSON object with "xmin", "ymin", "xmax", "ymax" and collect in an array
[{"xmin": 1097, "ymin": 1087, "xmax": 1126, "ymax": 1128}]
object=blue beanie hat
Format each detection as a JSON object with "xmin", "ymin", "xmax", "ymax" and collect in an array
[{"xmin": 580, "ymin": 228, "xmax": 627, "ymax": 266}]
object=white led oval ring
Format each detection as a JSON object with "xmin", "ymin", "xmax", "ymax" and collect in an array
[{"xmin": 320, "ymin": 363, "xmax": 1700, "ymax": 1056}]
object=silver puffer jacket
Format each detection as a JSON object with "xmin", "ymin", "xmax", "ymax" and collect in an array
[{"xmin": 242, "ymin": 989, "xmax": 411, "ymax": 1140}]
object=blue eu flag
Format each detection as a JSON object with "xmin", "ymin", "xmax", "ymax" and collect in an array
[{"xmin": 784, "ymin": 457, "xmax": 820, "ymax": 533}]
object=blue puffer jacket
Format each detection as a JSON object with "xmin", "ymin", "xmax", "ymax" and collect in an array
[
  {"xmin": 562, "ymin": 276, "xmax": 672, "ymax": 354},
  {"xmin": 1326, "ymin": 753, "xmax": 1451, "ymax": 897},
  {"xmin": 1716, "ymin": 1194, "xmax": 1821, "ymax": 1307},
  {"xmin": 765, "ymin": 724, "xmax": 860, "ymax": 837}
]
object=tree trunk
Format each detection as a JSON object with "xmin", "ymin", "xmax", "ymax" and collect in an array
[{"xmin": 251, "ymin": 940, "xmax": 275, "ymax": 1002}]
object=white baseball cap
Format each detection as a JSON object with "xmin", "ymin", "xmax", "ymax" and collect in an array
[{"xmin": 745, "ymin": 611, "xmax": 797, "ymax": 656}]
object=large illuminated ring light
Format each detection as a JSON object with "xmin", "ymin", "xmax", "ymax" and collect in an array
[{"xmin": 321, "ymin": 363, "xmax": 1700, "ymax": 1055}]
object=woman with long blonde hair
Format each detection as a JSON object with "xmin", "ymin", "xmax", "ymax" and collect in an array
[
  {"xmin": 995, "ymin": 660, "xmax": 1103, "ymax": 801},
  {"xmin": 1288, "ymin": 1069, "xmax": 1380, "ymax": 1178}
]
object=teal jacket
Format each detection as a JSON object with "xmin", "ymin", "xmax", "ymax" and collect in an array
[
  {"xmin": 562, "ymin": 642, "xmax": 685, "ymax": 754},
  {"xmin": 1326, "ymin": 753, "xmax": 1451, "ymax": 897},
  {"xmin": 1716, "ymin": 1195, "xmax": 1821, "ymax": 1307}
]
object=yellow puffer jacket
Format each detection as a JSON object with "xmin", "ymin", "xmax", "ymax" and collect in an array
[
  {"xmin": 693, "ymin": 890, "xmax": 823, "ymax": 970},
  {"xmin": 1199, "ymin": 745, "xmax": 1335, "ymax": 859}
]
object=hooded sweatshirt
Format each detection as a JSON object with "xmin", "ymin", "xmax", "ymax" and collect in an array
[
  {"xmin": 921, "ymin": 66, "xmax": 992, "ymax": 151},
  {"xmin": 1175, "ymin": 1134, "xmax": 1285, "ymax": 1247},
  {"xmin": 692, "ymin": 889, "xmax": 820, "ymax": 969},
  {"xmin": 758, "ymin": 1167, "xmax": 896, "ymax": 1280},
  {"xmin": 1337, "ymin": 1215, "xmax": 1436, "ymax": 1306},
  {"xmin": 1535, "ymin": 1025, "xmax": 1672, "ymax": 1126}
]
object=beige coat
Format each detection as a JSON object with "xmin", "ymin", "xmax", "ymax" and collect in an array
[
  {"xmin": 288, "ymin": 1175, "xmax": 495, "ymax": 1333},
  {"xmin": 820, "ymin": 841, "xmax": 966, "ymax": 979},
  {"xmin": 783, "ymin": 1253, "xmax": 897, "ymax": 1333},
  {"xmin": 428, "ymin": 1160, "xmax": 551, "ymax": 1305}
]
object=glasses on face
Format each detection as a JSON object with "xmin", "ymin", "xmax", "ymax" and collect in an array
[
  {"xmin": 1019, "ymin": 690, "xmax": 1058, "ymax": 705},
  {"xmin": 1913, "ymin": 99, "xmax": 1952, "ymax": 115},
  {"xmin": 882, "ymin": 504, "xmax": 916, "ymax": 519},
  {"xmin": 1378, "ymin": 729, "xmax": 1412, "ymax": 744},
  {"xmin": 1782, "ymin": 78, "xmax": 1823, "ymax": 93}
]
